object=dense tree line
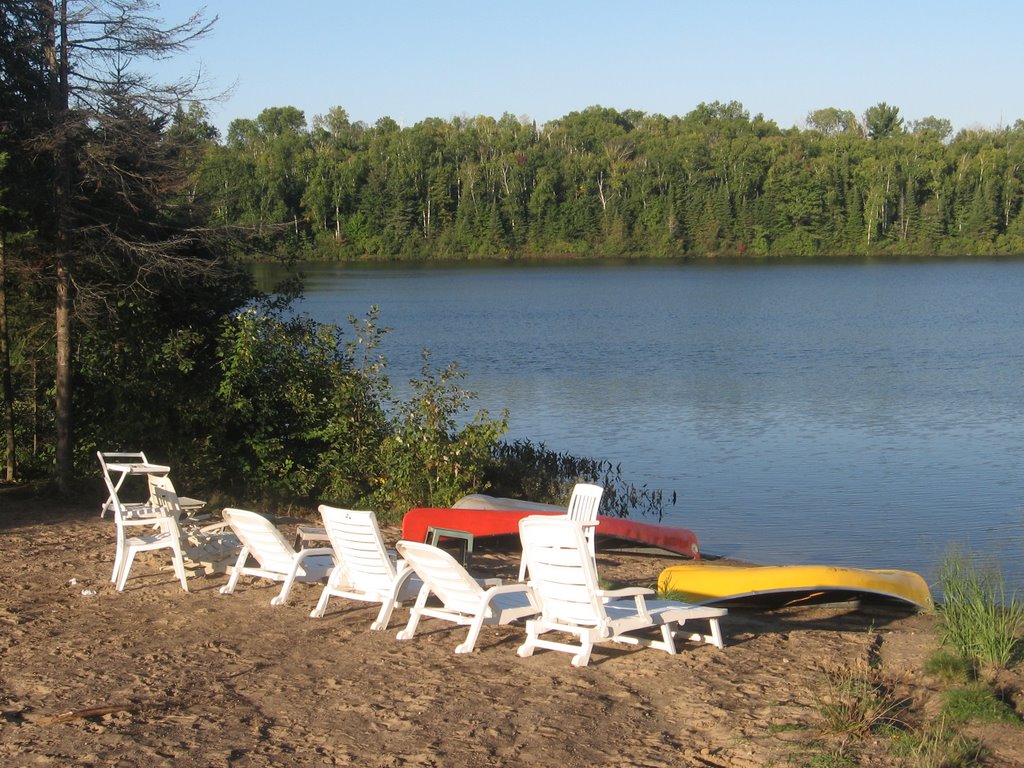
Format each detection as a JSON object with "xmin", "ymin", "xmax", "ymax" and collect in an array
[{"xmin": 197, "ymin": 101, "xmax": 1024, "ymax": 260}]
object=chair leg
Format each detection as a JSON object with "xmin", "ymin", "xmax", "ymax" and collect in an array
[
  {"xmin": 571, "ymin": 634, "xmax": 595, "ymax": 668},
  {"xmin": 395, "ymin": 583, "xmax": 431, "ymax": 640},
  {"xmin": 455, "ymin": 614, "xmax": 489, "ymax": 654},
  {"xmin": 111, "ymin": 538, "xmax": 124, "ymax": 583},
  {"xmin": 708, "ymin": 617, "xmax": 724, "ymax": 649},
  {"xmin": 171, "ymin": 542, "xmax": 189, "ymax": 593},
  {"xmin": 116, "ymin": 549, "xmax": 137, "ymax": 591},
  {"xmin": 516, "ymin": 619, "xmax": 539, "ymax": 658},
  {"xmin": 310, "ymin": 584, "xmax": 333, "ymax": 618},
  {"xmin": 219, "ymin": 548, "xmax": 248, "ymax": 594},
  {"xmin": 658, "ymin": 622, "xmax": 678, "ymax": 655},
  {"xmin": 370, "ymin": 568, "xmax": 416, "ymax": 630}
]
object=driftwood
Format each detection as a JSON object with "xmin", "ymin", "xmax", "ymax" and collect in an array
[{"xmin": 31, "ymin": 698, "xmax": 173, "ymax": 724}]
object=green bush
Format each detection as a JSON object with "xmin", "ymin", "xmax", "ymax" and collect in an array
[
  {"xmin": 486, "ymin": 439, "xmax": 675, "ymax": 518},
  {"xmin": 368, "ymin": 352, "xmax": 508, "ymax": 519}
]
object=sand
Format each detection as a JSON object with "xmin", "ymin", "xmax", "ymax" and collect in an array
[{"xmin": 1, "ymin": 489, "xmax": 1021, "ymax": 767}]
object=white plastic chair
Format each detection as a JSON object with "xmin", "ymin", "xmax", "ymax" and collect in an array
[
  {"xmin": 104, "ymin": 474, "xmax": 189, "ymax": 592},
  {"xmin": 517, "ymin": 516, "xmax": 726, "ymax": 667},
  {"xmin": 518, "ymin": 482, "xmax": 604, "ymax": 581},
  {"xmin": 219, "ymin": 508, "xmax": 335, "ymax": 606},
  {"xmin": 310, "ymin": 505, "xmax": 422, "ymax": 629},
  {"xmin": 393, "ymin": 540, "xmax": 538, "ymax": 654}
]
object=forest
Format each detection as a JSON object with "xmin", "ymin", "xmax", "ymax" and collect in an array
[
  {"xmin": 2, "ymin": 1, "xmax": 1023, "ymax": 510},
  {"xmin": 198, "ymin": 101, "xmax": 1024, "ymax": 260}
]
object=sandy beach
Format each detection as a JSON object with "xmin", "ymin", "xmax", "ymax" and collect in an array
[{"xmin": 1, "ymin": 489, "xmax": 1021, "ymax": 767}]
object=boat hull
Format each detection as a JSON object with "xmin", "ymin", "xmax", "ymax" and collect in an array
[
  {"xmin": 658, "ymin": 562, "xmax": 932, "ymax": 609},
  {"xmin": 401, "ymin": 507, "xmax": 702, "ymax": 559}
]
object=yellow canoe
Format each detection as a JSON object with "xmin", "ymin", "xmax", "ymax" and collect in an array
[{"xmin": 658, "ymin": 562, "xmax": 933, "ymax": 610}]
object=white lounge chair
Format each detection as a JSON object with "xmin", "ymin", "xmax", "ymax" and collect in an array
[
  {"xmin": 517, "ymin": 516, "xmax": 726, "ymax": 667},
  {"xmin": 393, "ymin": 540, "xmax": 538, "ymax": 654},
  {"xmin": 104, "ymin": 474, "xmax": 189, "ymax": 592},
  {"xmin": 310, "ymin": 505, "xmax": 422, "ymax": 628},
  {"xmin": 518, "ymin": 482, "xmax": 604, "ymax": 581},
  {"xmin": 220, "ymin": 508, "xmax": 334, "ymax": 606}
]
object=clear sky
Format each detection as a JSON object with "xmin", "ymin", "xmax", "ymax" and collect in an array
[{"xmin": 150, "ymin": 0, "xmax": 1023, "ymax": 137}]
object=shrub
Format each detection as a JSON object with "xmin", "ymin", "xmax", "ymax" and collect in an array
[
  {"xmin": 368, "ymin": 352, "xmax": 508, "ymax": 519},
  {"xmin": 486, "ymin": 439, "xmax": 675, "ymax": 518}
]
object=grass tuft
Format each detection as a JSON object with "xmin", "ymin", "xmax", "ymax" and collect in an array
[
  {"xmin": 923, "ymin": 649, "xmax": 975, "ymax": 684},
  {"xmin": 817, "ymin": 662, "xmax": 907, "ymax": 736},
  {"xmin": 892, "ymin": 719, "xmax": 987, "ymax": 768},
  {"xmin": 941, "ymin": 683, "xmax": 1020, "ymax": 724},
  {"xmin": 937, "ymin": 551, "xmax": 1024, "ymax": 669}
]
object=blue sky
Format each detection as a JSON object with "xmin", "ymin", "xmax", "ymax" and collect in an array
[{"xmin": 151, "ymin": 1, "xmax": 1022, "ymax": 137}]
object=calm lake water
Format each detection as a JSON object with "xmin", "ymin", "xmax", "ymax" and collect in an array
[{"xmin": 253, "ymin": 258, "xmax": 1024, "ymax": 595}]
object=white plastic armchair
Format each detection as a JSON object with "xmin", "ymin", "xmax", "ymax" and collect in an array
[
  {"xmin": 517, "ymin": 516, "xmax": 726, "ymax": 667},
  {"xmin": 393, "ymin": 540, "xmax": 538, "ymax": 654},
  {"xmin": 310, "ymin": 505, "xmax": 422, "ymax": 629},
  {"xmin": 219, "ymin": 508, "xmax": 334, "ymax": 606},
  {"xmin": 104, "ymin": 474, "xmax": 189, "ymax": 592},
  {"xmin": 518, "ymin": 482, "xmax": 604, "ymax": 581}
]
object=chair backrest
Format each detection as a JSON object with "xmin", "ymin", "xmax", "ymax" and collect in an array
[
  {"xmin": 318, "ymin": 505, "xmax": 397, "ymax": 592},
  {"xmin": 518, "ymin": 516, "xmax": 606, "ymax": 627},
  {"xmin": 222, "ymin": 508, "xmax": 298, "ymax": 574},
  {"xmin": 395, "ymin": 540, "xmax": 486, "ymax": 615},
  {"xmin": 100, "ymin": 467, "xmax": 134, "ymax": 524},
  {"xmin": 566, "ymin": 483, "xmax": 603, "ymax": 525},
  {"xmin": 150, "ymin": 485, "xmax": 183, "ymax": 521},
  {"xmin": 97, "ymin": 450, "xmax": 148, "ymax": 476},
  {"xmin": 148, "ymin": 473, "xmax": 178, "ymax": 498}
]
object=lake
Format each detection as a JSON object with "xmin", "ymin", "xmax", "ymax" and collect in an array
[{"xmin": 253, "ymin": 258, "xmax": 1024, "ymax": 595}]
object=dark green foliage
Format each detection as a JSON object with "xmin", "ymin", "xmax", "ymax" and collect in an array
[
  {"xmin": 487, "ymin": 439, "xmax": 674, "ymax": 519},
  {"xmin": 192, "ymin": 101, "xmax": 1024, "ymax": 261}
]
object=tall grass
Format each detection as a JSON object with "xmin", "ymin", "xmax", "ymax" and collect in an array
[
  {"xmin": 817, "ymin": 662, "xmax": 907, "ymax": 736},
  {"xmin": 937, "ymin": 551, "xmax": 1024, "ymax": 669}
]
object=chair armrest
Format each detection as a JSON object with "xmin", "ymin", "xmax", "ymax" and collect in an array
[
  {"xmin": 295, "ymin": 546, "xmax": 334, "ymax": 562},
  {"xmin": 598, "ymin": 586, "xmax": 653, "ymax": 599},
  {"xmin": 197, "ymin": 521, "xmax": 232, "ymax": 535},
  {"xmin": 119, "ymin": 510, "xmax": 173, "ymax": 528},
  {"xmin": 483, "ymin": 582, "xmax": 532, "ymax": 596}
]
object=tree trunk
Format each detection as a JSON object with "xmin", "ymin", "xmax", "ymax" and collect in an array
[
  {"xmin": 49, "ymin": 0, "xmax": 74, "ymax": 491},
  {"xmin": 54, "ymin": 260, "xmax": 73, "ymax": 490},
  {"xmin": 0, "ymin": 234, "xmax": 15, "ymax": 482}
]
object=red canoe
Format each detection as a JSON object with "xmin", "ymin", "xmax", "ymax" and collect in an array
[{"xmin": 401, "ymin": 507, "xmax": 702, "ymax": 559}]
